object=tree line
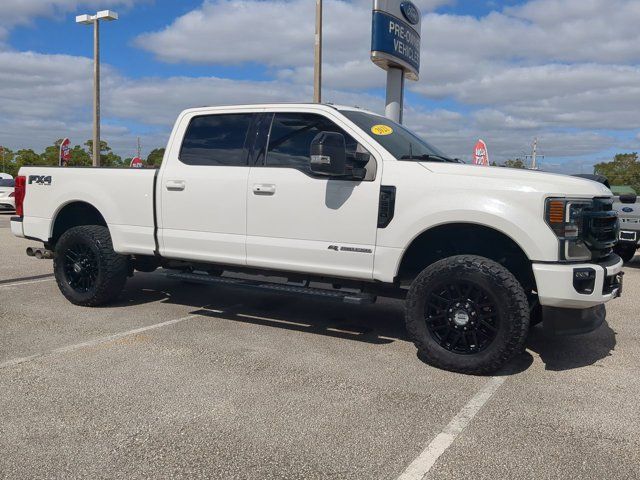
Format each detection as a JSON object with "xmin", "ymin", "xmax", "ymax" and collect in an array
[
  {"xmin": 594, "ymin": 153, "xmax": 640, "ymax": 193},
  {"xmin": 0, "ymin": 139, "xmax": 165, "ymax": 178},
  {"xmin": 495, "ymin": 152, "xmax": 640, "ymax": 192}
]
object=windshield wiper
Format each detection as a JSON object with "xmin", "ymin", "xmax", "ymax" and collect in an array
[{"xmin": 400, "ymin": 153, "xmax": 456, "ymax": 163}]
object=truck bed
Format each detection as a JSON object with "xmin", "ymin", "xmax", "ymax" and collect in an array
[{"xmin": 17, "ymin": 167, "xmax": 158, "ymax": 255}]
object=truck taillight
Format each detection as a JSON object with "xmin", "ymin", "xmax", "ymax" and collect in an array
[{"xmin": 14, "ymin": 175, "xmax": 26, "ymax": 217}]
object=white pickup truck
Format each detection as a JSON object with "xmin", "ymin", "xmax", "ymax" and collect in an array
[{"xmin": 11, "ymin": 103, "xmax": 623, "ymax": 374}]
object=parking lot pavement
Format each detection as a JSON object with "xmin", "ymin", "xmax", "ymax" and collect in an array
[
  {"xmin": 1, "ymin": 212, "xmax": 639, "ymax": 479},
  {"xmin": 0, "ymin": 212, "xmax": 54, "ymax": 283}
]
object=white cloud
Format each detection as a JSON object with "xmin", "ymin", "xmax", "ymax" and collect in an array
[
  {"xmin": 136, "ymin": 1, "xmax": 369, "ymax": 68},
  {"xmin": 0, "ymin": 49, "xmax": 385, "ymax": 156},
  {"xmin": 0, "ymin": 48, "xmax": 619, "ymax": 169},
  {"xmin": 0, "ymin": 0, "xmax": 140, "ymax": 27}
]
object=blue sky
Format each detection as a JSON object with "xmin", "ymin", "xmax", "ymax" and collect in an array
[{"xmin": 0, "ymin": 0, "xmax": 638, "ymax": 172}]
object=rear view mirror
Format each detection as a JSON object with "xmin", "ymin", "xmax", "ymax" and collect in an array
[
  {"xmin": 310, "ymin": 131, "xmax": 346, "ymax": 176},
  {"xmin": 619, "ymin": 194, "xmax": 637, "ymax": 204}
]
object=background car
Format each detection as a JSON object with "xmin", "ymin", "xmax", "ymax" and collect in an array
[{"xmin": 0, "ymin": 178, "xmax": 16, "ymax": 211}]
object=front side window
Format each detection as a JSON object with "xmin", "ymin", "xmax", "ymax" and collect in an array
[
  {"xmin": 180, "ymin": 113, "xmax": 253, "ymax": 166},
  {"xmin": 0, "ymin": 179, "xmax": 15, "ymax": 187},
  {"xmin": 266, "ymin": 113, "xmax": 364, "ymax": 171}
]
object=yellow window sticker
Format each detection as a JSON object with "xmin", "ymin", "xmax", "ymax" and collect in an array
[{"xmin": 371, "ymin": 124, "xmax": 393, "ymax": 136}]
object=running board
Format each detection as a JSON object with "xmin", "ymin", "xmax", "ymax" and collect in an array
[{"xmin": 164, "ymin": 271, "xmax": 376, "ymax": 305}]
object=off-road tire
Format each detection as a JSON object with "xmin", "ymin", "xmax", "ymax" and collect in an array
[
  {"xmin": 54, "ymin": 225, "xmax": 128, "ymax": 306},
  {"xmin": 405, "ymin": 255, "xmax": 529, "ymax": 374}
]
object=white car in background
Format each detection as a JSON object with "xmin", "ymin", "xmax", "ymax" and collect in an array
[{"xmin": 0, "ymin": 178, "xmax": 16, "ymax": 211}]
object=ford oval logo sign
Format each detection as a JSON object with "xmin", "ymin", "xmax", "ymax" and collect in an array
[
  {"xmin": 400, "ymin": 1, "xmax": 420, "ymax": 25},
  {"xmin": 622, "ymin": 207, "xmax": 633, "ymax": 213}
]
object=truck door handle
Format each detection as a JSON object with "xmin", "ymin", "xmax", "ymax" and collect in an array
[
  {"xmin": 166, "ymin": 180, "xmax": 185, "ymax": 191},
  {"xmin": 253, "ymin": 184, "xmax": 276, "ymax": 195}
]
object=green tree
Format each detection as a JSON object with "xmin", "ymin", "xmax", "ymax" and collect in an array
[
  {"xmin": 0, "ymin": 146, "xmax": 17, "ymax": 177},
  {"xmin": 503, "ymin": 158, "xmax": 526, "ymax": 169},
  {"xmin": 16, "ymin": 149, "xmax": 45, "ymax": 166},
  {"xmin": 83, "ymin": 140, "xmax": 123, "ymax": 167},
  {"xmin": 67, "ymin": 145, "xmax": 92, "ymax": 166},
  {"xmin": 41, "ymin": 139, "xmax": 65, "ymax": 166},
  {"xmin": 594, "ymin": 153, "xmax": 640, "ymax": 192},
  {"xmin": 146, "ymin": 148, "xmax": 165, "ymax": 167}
]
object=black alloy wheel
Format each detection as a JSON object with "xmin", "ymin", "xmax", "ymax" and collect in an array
[
  {"xmin": 424, "ymin": 281, "xmax": 500, "ymax": 355},
  {"xmin": 62, "ymin": 243, "xmax": 99, "ymax": 293}
]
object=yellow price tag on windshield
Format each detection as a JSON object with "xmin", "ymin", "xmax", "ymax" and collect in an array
[{"xmin": 371, "ymin": 124, "xmax": 393, "ymax": 136}]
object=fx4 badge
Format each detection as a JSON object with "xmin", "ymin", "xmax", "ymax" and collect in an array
[
  {"xmin": 328, "ymin": 245, "xmax": 373, "ymax": 254},
  {"xmin": 28, "ymin": 175, "xmax": 52, "ymax": 186}
]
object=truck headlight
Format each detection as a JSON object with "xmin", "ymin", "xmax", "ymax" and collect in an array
[{"xmin": 545, "ymin": 198, "xmax": 592, "ymax": 261}]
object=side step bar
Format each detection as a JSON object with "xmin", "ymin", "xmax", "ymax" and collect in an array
[{"xmin": 164, "ymin": 271, "xmax": 376, "ymax": 305}]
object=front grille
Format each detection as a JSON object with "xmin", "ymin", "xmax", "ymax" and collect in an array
[{"xmin": 582, "ymin": 197, "xmax": 618, "ymax": 258}]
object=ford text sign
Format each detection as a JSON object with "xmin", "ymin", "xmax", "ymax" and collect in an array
[{"xmin": 371, "ymin": 0, "xmax": 421, "ymax": 80}]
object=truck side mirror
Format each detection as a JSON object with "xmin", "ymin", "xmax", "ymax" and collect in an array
[
  {"xmin": 310, "ymin": 131, "xmax": 346, "ymax": 176},
  {"xmin": 619, "ymin": 194, "xmax": 637, "ymax": 204}
]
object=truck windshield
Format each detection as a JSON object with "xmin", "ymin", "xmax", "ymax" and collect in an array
[{"xmin": 340, "ymin": 110, "xmax": 455, "ymax": 162}]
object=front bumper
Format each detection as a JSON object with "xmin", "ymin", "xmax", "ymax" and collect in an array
[
  {"xmin": 533, "ymin": 255, "xmax": 623, "ymax": 336},
  {"xmin": 532, "ymin": 255, "xmax": 623, "ymax": 309}
]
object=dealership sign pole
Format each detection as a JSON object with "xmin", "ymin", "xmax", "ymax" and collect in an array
[
  {"xmin": 371, "ymin": 0, "xmax": 421, "ymax": 124},
  {"xmin": 59, "ymin": 138, "xmax": 71, "ymax": 167}
]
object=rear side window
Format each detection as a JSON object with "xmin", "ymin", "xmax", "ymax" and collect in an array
[
  {"xmin": 180, "ymin": 113, "xmax": 253, "ymax": 166},
  {"xmin": 266, "ymin": 113, "xmax": 361, "ymax": 170},
  {"xmin": 0, "ymin": 179, "xmax": 14, "ymax": 187}
]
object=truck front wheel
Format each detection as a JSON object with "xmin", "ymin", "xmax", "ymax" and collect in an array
[
  {"xmin": 53, "ymin": 225, "xmax": 129, "ymax": 306},
  {"xmin": 405, "ymin": 255, "xmax": 529, "ymax": 374}
]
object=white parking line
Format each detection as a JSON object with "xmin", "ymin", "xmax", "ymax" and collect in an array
[
  {"xmin": 0, "ymin": 309, "xmax": 221, "ymax": 370},
  {"xmin": 0, "ymin": 278, "xmax": 54, "ymax": 288},
  {"xmin": 396, "ymin": 376, "xmax": 505, "ymax": 480}
]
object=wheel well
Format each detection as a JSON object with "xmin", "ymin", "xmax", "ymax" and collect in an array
[
  {"xmin": 397, "ymin": 223, "xmax": 535, "ymax": 292},
  {"xmin": 51, "ymin": 202, "xmax": 107, "ymax": 245}
]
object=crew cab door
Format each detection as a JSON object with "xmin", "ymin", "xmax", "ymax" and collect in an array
[
  {"xmin": 246, "ymin": 110, "xmax": 381, "ymax": 279},
  {"xmin": 159, "ymin": 111, "xmax": 257, "ymax": 265}
]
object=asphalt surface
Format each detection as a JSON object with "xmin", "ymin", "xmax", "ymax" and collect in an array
[{"xmin": 1, "ymin": 210, "xmax": 639, "ymax": 479}]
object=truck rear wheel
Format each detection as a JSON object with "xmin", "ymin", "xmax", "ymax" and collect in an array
[
  {"xmin": 53, "ymin": 225, "xmax": 128, "ymax": 306},
  {"xmin": 405, "ymin": 255, "xmax": 529, "ymax": 375}
]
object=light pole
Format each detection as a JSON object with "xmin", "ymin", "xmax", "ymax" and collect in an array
[
  {"xmin": 313, "ymin": 0, "xmax": 322, "ymax": 103},
  {"xmin": 76, "ymin": 10, "xmax": 118, "ymax": 167}
]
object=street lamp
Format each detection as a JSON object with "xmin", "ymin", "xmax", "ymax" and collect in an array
[{"xmin": 76, "ymin": 10, "xmax": 118, "ymax": 167}]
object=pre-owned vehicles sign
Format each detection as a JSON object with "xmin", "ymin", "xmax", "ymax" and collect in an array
[{"xmin": 371, "ymin": 0, "xmax": 421, "ymax": 80}]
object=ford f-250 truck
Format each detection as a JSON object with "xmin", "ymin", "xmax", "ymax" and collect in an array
[{"xmin": 11, "ymin": 103, "xmax": 623, "ymax": 374}]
